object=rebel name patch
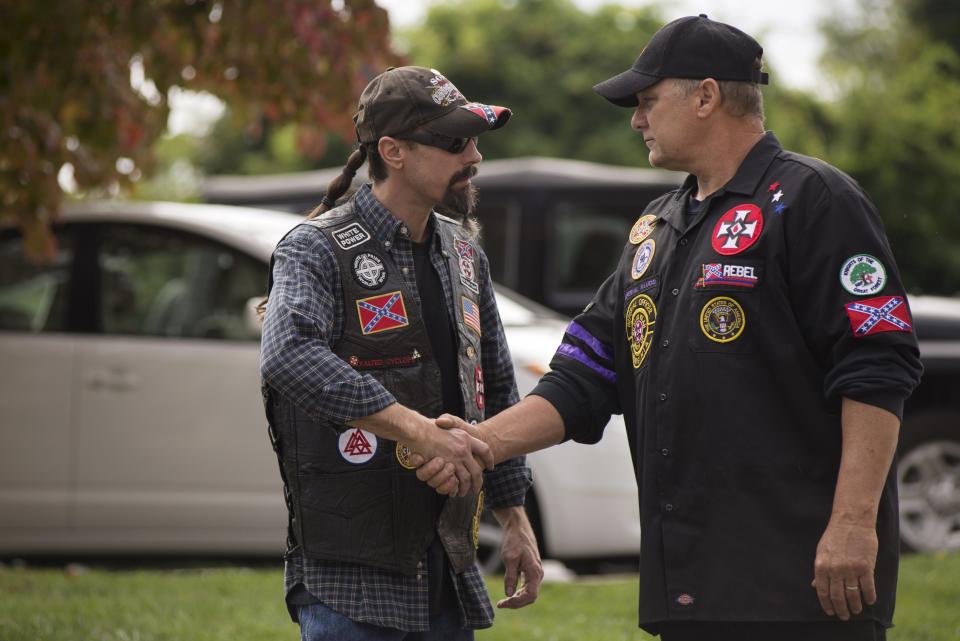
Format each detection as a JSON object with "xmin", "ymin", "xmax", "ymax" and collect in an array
[
  {"xmin": 629, "ymin": 214, "xmax": 657, "ymax": 244},
  {"xmin": 695, "ymin": 263, "xmax": 759, "ymax": 289},
  {"xmin": 631, "ymin": 239, "xmax": 656, "ymax": 280},
  {"xmin": 339, "ymin": 428, "xmax": 377, "ymax": 464},
  {"xmin": 699, "ymin": 296, "xmax": 746, "ymax": 343},
  {"xmin": 352, "ymin": 252, "xmax": 387, "ymax": 289},
  {"xmin": 712, "ymin": 204, "xmax": 763, "ymax": 255},
  {"xmin": 332, "ymin": 222, "xmax": 371, "ymax": 250},
  {"xmin": 840, "ymin": 254, "xmax": 887, "ymax": 296},
  {"xmin": 625, "ymin": 293, "xmax": 657, "ymax": 368}
]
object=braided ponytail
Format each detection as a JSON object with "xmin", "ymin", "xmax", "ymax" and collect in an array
[
  {"xmin": 306, "ymin": 145, "xmax": 368, "ymax": 220},
  {"xmin": 257, "ymin": 145, "xmax": 372, "ymax": 320}
]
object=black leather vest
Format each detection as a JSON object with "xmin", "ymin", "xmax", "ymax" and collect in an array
[{"xmin": 264, "ymin": 201, "xmax": 487, "ymax": 575}]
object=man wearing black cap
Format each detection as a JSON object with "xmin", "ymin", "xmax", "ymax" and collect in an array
[
  {"xmin": 260, "ymin": 66, "xmax": 542, "ymax": 640},
  {"xmin": 425, "ymin": 16, "xmax": 922, "ymax": 641}
]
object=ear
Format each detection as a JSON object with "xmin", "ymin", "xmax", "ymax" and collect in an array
[
  {"xmin": 696, "ymin": 79, "xmax": 722, "ymax": 118},
  {"xmin": 378, "ymin": 136, "xmax": 405, "ymax": 171}
]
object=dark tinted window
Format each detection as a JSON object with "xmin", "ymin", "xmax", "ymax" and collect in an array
[
  {"xmin": 0, "ymin": 228, "xmax": 73, "ymax": 333},
  {"xmin": 97, "ymin": 224, "xmax": 265, "ymax": 340}
]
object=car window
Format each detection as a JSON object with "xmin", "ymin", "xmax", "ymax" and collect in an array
[
  {"xmin": 0, "ymin": 228, "xmax": 72, "ymax": 333},
  {"xmin": 548, "ymin": 202, "xmax": 631, "ymax": 299},
  {"xmin": 98, "ymin": 224, "xmax": 265, "ymax": 340}
]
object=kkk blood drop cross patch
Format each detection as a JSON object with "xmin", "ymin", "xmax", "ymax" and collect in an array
[
  {"xmin": 712, "ymin": 204, "xmax": 763, "ymax": 255},
  {"xmin": 844, "ymin": 295, "xmax": 912, "ymax": 337},
  {"xmin": 356, "ymin": 291, "xmax": 409, "ymax": 335},
  {"xmin": 700, "ymin": 296, "xmax": 746, "ymax": 343},
  {"xmin": 339, "ymin": 428, "xmax": 377, "ymax": 464},
  {"xmin": 625, "ymin": 293, "xmax": 657, "ymax": 368}
]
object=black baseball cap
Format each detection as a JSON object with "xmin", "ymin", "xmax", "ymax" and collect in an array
[
  {"xmin": 593, "ymin": 14, "xmax": 769, "ymax": 107},
  {"xmin": 354, "ymin": 66, "xmax": 511, "ymax": 143}
]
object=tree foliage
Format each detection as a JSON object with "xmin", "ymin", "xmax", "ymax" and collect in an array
[
  {"xmin": 1, "ymin": 0, "xmax": 400, "ymax": 256},
  {"xmin": 403, "ymin": 0, "xmax": 663, "ymax": 166},
  {"xmin": 816, "ymin": 0, "xmax": 960, "ymax": 295}
]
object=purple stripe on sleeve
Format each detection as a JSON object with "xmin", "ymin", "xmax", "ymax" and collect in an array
[
  {"xmin": 556, "ymin": 343, "xmax": 617, "ymax": 383},
  {"xmin": 565, "ymin": 321, "xmax": 613, "ymax": 361}
]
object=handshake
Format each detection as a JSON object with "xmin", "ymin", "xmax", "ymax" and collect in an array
[{"xmin": 403, "ymin": 413, "xmax": 497, "ymax": 497}]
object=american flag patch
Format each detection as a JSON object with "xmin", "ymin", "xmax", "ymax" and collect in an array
[{"xmin": 462, "ymin": 296, "xmax": 481, "ymax": 335}]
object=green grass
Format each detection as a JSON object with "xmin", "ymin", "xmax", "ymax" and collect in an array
[{"xmin": 0, "ymin": 554, "xmax": 957, "ymax": 641}]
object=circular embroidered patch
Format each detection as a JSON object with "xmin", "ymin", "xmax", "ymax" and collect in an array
[
  {"xmin": 629, "ymin": 214, "xmax": 657, "ymax": 244},
  {"xmin": 839, "ymin": 254, "xmax": 887, "ymax": 296},
  {"xmin": 711, "ymin": 204, "xmax": 764, "ymax": 255},
  {"xmin": 631, "ymin": 239, "xmax": 656, "ymax": 279},
  {"xmin": 395, "ymin": 442, "xmax": 417, "ymax": 469},
  {"xmin": 699, "ymin": 296, "xmax": 746, "ymax": 343},
  {"xmin": 625, "ymin": 293, "xmax": 657, "ymax": 368},
  {"xmin": 338, "ymin": 428, "xmax": 377, "ymax": 464},
  {"xmin": 352, "ymin": 252, "xmax": 387, "ymax": 289}
]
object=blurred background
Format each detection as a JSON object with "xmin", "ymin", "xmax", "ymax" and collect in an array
[{"xmin": 2, "ymin": 2, "xmax": 960, "ymax": 639}]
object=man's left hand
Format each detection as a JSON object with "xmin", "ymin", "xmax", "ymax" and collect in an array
[
  {"xmin": 811, "ymin": 520, "xmax": 879, "ymax": 620},
  {"xmin": 492, "ymin": 506, "xmax": 543, "ymax": 609}
]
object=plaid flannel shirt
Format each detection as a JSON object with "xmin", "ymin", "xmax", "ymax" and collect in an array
[{"xmin": 260, "ymin": 184, "xmax": 532, "ymax": 631}]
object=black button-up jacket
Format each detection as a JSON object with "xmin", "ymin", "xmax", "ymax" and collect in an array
[{"xmin": 533, "ymin": 133, "xmax": 923, "ymax": 631}]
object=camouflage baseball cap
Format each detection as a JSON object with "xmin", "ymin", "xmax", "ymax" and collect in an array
[{"xmin": 354, "ymin": 66, "xmax": 511, "ymax": 144}]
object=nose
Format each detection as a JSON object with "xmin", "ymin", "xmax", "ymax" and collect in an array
[
  {"xmin": 464, "ymin": 137, "xmax": 482, "ymax": 164},
  {"xmin": 631, "ymin": 108, "xmax": 647, "ymax": 131}
]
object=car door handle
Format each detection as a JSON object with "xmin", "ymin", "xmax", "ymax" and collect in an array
[{"xmin": 84, "ymin": 369, "xmax": 140, "ymax": 392}]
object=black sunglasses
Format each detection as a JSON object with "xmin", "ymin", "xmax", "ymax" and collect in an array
[{"xmin": 396, "ymin": 130, "xmax": 477, "ymax": 154}]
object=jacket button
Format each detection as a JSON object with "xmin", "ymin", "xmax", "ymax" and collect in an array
[
  {"xmin": 466, "ymin": 345, "xmax": 476, "ymax": 358},
  {"xmin": 671, "ymin": 288, "xmax": 680, "ymax": 296},
  {"xmin": 661, "ymin": 448, "xmax": 670, "ymax": 456},
  {"xmin": 679, "ymin": 238, "xmax": 688, "ymax": 246},
  {"xmin": 664, "ymin": 503, "xmax": 675, "ymax": 512},
  {"xmin": 400, "ymin": 225, "xmax": 409, "ymax": 236},
  {"xmin": 402, "ymin": 266, "xmax": 410, "ymax": 275},
  {"xmin": 658, "ymin": 393, "xmax": 668, "ymax": 401},
  {"xmin": 662, "ymin": 339, "xmax": 670, "ymax": 348},
  {"xmin": 384, "ymin": 240, "xmax": 392, "ymax": 249}
]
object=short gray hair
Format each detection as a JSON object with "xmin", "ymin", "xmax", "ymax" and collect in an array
[{"xmin": 672, "ymin": 58, "xmax": 765, "ymax": 120}]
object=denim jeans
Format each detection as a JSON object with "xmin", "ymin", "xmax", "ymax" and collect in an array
[{"xmin": 297, "ymin": 600, "xmax": 474, "ymax": 641}]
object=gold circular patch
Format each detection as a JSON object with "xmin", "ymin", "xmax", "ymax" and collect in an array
[
  {"xmin": 625, "ymin": 294, "xmax": 657, "ymax": 368},
  {"xmin": 472, "ymin": 490, "xmax": 485, "ymax": 549},
  {"xmin": 699, "ymin": 296, "xmax": 746, "ymax": 343},
  {"xmin": 629, "ymin": 214, "xmax": 657, "ymax": 244},
  {"xmin": 395, "ymin": 442, "xmax": 417, "ymax": 470}
]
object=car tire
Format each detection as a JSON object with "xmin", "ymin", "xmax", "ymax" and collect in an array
[{"xmin": 896, "ymin": 410, "xmax": 960, "ymax": 553}]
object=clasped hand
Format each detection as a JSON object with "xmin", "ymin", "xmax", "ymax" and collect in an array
[{"xmin": 405, "ymin": 414, "xmax": 491, "ymax": 496}]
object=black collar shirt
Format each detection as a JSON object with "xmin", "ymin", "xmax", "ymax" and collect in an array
[{"xmin": 532, "ymin": 132, "xmax": 922, "ymax": 632}]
